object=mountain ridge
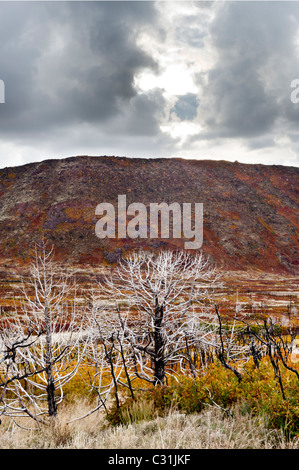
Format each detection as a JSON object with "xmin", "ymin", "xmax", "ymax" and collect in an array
[{"xmin": 0, "ymin": 155, "xmax": 298, "ymax": 274}]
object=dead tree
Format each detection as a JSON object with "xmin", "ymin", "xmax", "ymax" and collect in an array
[
  {"xmin": 80, "ymin": 298, "xmax": 127, "ymax": 417},
  {"xmin": 241, "ymin": 316, "xmax": 299, "ymax": 399},
  {"xmin": 0, "ymin": 240, "xmax": 87, "ymax": 424},
  {"xmin": 96, "ymin": 250, "xmax": 220, "ymax": 386},
  {"xmin": 214, "ymin": 305, "xmax": 249, "ymax": 383}
]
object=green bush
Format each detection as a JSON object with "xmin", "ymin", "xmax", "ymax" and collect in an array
[{"xmin": 105, "ymin": 358, "xmax": 299, "ymax": 437}]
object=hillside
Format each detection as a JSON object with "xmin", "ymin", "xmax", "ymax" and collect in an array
[{"xmin": 0, "ymin": 155, "xmax": 298, "ymax": 273}]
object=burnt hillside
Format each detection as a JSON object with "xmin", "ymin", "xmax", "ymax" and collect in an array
[{"xmin": 0, "ymin": 155, "xmax": 298, "ymax": 273}]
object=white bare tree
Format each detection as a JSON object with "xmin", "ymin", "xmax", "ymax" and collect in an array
[
  {"xmin": 95, "ymin": 250, "xmax": 221, "ymax": 386},
  {"xmin": 0, "ymin": 240, "xmax": 87, "ymax": 426},
  {"xmin": 73, "ymin": 297, "xmax": 127, "ymax": 421}
]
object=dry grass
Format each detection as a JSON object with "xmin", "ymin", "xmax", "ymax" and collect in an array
[{"xmin": 0, "ymin": 399, "xmax": 298, "ymax": 449}]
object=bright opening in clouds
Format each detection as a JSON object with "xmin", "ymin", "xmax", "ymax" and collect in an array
[
  {"xmin": 0, "ymin": 1, "xmax": 298, "ymax": 169},
  {"xmin": 136, "ymin": 64, "xmax": 198, "ymax": 96}
]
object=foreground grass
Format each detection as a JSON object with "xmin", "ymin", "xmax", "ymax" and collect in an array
[
  {"xmin": 1, "ymin": 359, "xmax": 298, "ymax": 449},
  {"xmin": 0, "ymin": 399, "xmax": 298, "ymax": 449}
]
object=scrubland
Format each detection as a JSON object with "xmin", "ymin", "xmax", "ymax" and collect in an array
[
  {"xmin": 0, "ymin": 399, "xmax": 297, "ymax": 450},
  {"xmin": 0, "ymin": 358, "xmax": 298, "ymax": 450},
  {"xmin": 0, "ymin": 249, "xmax": 298, "ymax": 450}
]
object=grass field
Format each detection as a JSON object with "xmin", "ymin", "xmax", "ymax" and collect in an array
[
  {"xmin": 0, "ymin": 399, "xmax": 297, "ymax": 449},
  {"xmin": 0, "ymin": 260, "xmax": 298, "ymax": 450}
]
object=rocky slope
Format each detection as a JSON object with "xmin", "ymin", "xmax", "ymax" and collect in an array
[{"xmin": 0, "ymin": 155, "xmax": 298, "ymax": 273}]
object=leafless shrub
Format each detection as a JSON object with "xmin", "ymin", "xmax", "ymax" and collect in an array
[
  {"xmin": 92, "ymin": 250, "xmax": 221, "ymax": 387},
  {"xmin": 0, "ymin": 240, "xmax": 88, "ymax": 426}
]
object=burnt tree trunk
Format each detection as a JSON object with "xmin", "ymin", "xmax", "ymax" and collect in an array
[
  {"xmin": 45, "ymin": 303, "xmax": 57, "ymax": 417},
  {"xmin": 154, "ymin": 297, "xmax": 165, "ymax": 386}
]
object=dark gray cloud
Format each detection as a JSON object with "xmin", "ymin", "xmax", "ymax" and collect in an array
[
  {"xmin": 0, "ymin": 1, "xmax": 160, "ymax": 141},
  {"xmin": 194, "ymin": 2, "xmax": 299, "ymax": 140},
  {"xmin": 0, "ymin": 1, "xmax": 298, "ymax": 168}
]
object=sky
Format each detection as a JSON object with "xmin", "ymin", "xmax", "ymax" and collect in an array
[{"xmin": 0, "ymin": 0, "xmax": 299, "ymax": 169}]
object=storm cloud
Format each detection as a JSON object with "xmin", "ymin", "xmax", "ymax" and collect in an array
[
  {"xmin": 193, "ymin": 2, "xmax": 299, "ymax": 150},
  {"xmin": 0, "ymin": 1, "xmax": 298, "ymax": 168},
  {"xmin": 0, "ymin": 2, "xmax": 159, "ymax": 133}
]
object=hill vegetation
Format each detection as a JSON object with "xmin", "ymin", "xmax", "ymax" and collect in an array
[
  {"xmin": 0, "ymin": 155, "xmax": 297, "ymax": 273},
  {"xmin": 0, "ymin": 156, "xmax": 298, "ymax": 449}
]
